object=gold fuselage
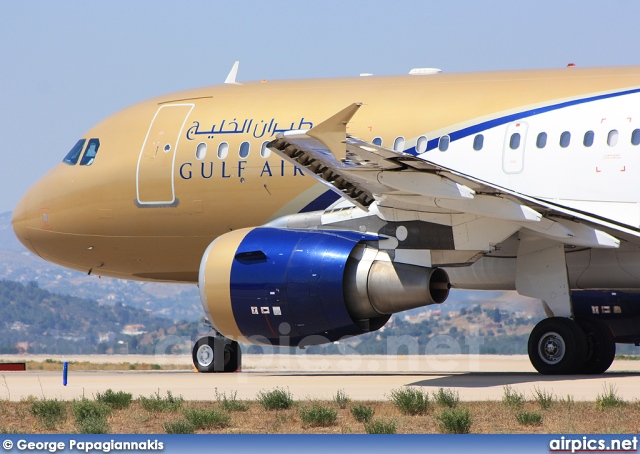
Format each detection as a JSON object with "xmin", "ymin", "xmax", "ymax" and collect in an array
[{"xmin": 12, "ymin": 66, "xmax": 640, "ymax": 283}]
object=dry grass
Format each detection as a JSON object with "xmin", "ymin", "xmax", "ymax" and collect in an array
[
  {"xmin": 21, "ymin": 360, "xmax": 191, "ymax": 372},
  {"xmin": 1, "ymin": 398, "xmax": 640, "ymax": 434}
]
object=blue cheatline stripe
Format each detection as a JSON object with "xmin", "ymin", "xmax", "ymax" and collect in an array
[
  {"xmin": 298, "ymin": 189, "xmax": 341, "ymax": 213},
  {"xmin": 409, "ymin": 87, "xmax": 640, "ymax": 155}
]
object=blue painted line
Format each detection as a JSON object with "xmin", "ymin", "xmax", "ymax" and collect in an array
[
  {"xmin": 298, "ymin": 190, "xmax": 341, "ymax": 213},
  {"xmin": 407, "ymin": 87, "xmax": 640, "ymax": 155}
]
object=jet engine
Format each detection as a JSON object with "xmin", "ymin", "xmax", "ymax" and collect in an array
[{"xmin": 198, "ymin": 227, "xmax": 450, "ymax": 347}]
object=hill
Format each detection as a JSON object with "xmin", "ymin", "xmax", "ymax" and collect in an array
[{"xmin": 0, "ymin": 280, "xmax": 198, "ymax": 355}]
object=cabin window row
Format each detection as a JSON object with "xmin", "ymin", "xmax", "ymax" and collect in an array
[
  {"xmin": 195, "ymin": 141, "xmax": 272, "ymax": 160},
  {"xmin": 534, "ymin": 129, "xmax": 640, "ymax": 149}
]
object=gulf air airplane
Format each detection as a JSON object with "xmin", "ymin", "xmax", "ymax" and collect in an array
[{"xmin": 12, "ymin": 63, "xmax": 640, "ymax": 375}]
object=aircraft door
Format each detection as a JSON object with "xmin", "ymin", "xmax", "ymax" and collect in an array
[
  {"xmin": 502, "ymin": 121, "xmax": 528, "ymax": 174},
  {"xmin": 136, "ymin": 104, "xmax": 194, "ymax": 206}
]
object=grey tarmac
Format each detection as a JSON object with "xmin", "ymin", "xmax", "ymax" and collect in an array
[{"xmin": 1, "ymin": 355, "xmax": 639, "ymax": 402}]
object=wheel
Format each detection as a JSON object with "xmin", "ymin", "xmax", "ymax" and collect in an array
[
  {"xmin": 192, "ymin": 336, "xmax": 241, "ymax": 373},
  {"xmin": 576, "ymin": 318, "xmax": 616, "ymax": 374},
  {"xmin": 528, "ymin": 317, "xmax": 588, "ymax": 375}
]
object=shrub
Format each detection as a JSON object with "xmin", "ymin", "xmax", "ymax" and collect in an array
[
  {"xmin": 215, "ymin": 390, "xmax": 249, "ymax": 412},
  {"xmin": 164, "ymin": 419, "xmax": 195, "ymax": 434},
  {"xmin": 502, "ymin": 385, "xmax": 525, "ymax": 408},
  {"xmin": 364, "ymin": 418, "xmax": 397, "ymax": 434},
  {"xmin": 333, "ymin": 390, "xmax": 350, "ymax": 409},
  {"xmin": 140, "ymin": 390, "xmax": 184, "ymax": 412},
  {"xmin": 596, "ymin": 384, "xmax": 625, "ymax": 411},
  {"xmin": 183, "ymin": 407, "xmax": 231, "ymax": 429},
  {"xmin": 300, "ymin": 403, "xmax": 338, "ymax": 427},
  {"xmin": 433, "ymin": 388, "xmax": 459, "ymax": 408},
  {"xmin": 77, "ymin": 415, "xmax": 110, "ymax": 434},
  {"xmin": 257, "ymin": 388, "xmax": 294, "ymax": 411},
  {"xmin": 389, "ymin": 388, "xmax": 430, "ymax": 415},
  {"xmin": 436, "ymin": 407, "xmax": 472, "ymax": 434},
  {"xmin": 72, "ymin": 399, "xmax": 111, "ymax": 434},
  {"xmin": 532, "ymin": 387, "xmax": 554, "ymax": 410},
  {"xmin": 30, "ymin": 399, "xmax": 67, "ymax": 429},
  {"xmin": 515, "ymin": 410, "xmax": 543, "ymax": 426},
  {"xmin": 95, "ymin": 389, "xmax": 132, "ymax": 410},
  {"xmin": 350, "ymin": 403, "xmax": 374, "ymax": 423}
]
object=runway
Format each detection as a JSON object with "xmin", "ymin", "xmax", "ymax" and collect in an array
[{"xmin": 1, "ymin": 355, "xmax": 640, "ymax": 402}]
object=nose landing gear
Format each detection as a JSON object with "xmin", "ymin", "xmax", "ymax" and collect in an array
[{"xmin": 192, "ymin": 336, "xmax": 241, "ymax": 373}]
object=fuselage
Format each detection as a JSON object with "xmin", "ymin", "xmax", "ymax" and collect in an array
[{"xmin": 12, "ymin": 66, "xmax": 640, "ymax": 287}]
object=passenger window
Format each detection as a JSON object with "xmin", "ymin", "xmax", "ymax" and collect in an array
[
  {"xmin": 438, "ymin": 135, "xmax": 450, "ymax": 152},
  {"xmin": 473, "ymin": 134, "xmax": 484, "ymax": 151},
  {"xmin": 583, "ymin": 131, "xmax": 594, "ymax": 147},
  {"xmin": 607, "ymin": 130, "xmax": 619, "ymax": 147},
  {"xmin": 393, "ymin": 136, "xmax": 405, "ymax": 151},
  {"xmin": 260, "ymin": 141, "xmax": 271, "ymax": 158},
  {"xmin": 239, "ymin": 141, "xmax": 250, "ymax": 158},
  {"xmin": 560, "ymin": 131, "xmax": 571, "ymax": 148},
  {"xmin": 416, "ymin": 136, "xmax": 428, "ymax": 153},
  {"xmin": 536, "ymin": 132, "xmax": 547, "ymax": 149},
  {"xmin": 509, "ymin": 133, "xmax": 521, "ymax": 150},
  {"xmin": 62, "ymin": 139, "xmax": 86, "ymax": 165},
  {"xmin": 80, "ymin": 139, "xmax": 100, "ymax": 166},
  {"xmin": 632, "ymin": 129, "xmax": 640, "ymax": 146},
  {"xmin": 195, "ymin": 143, "xmax": 207, "ymax": 160},
  {"xmin": 372, "ymin": 137, "xmax": 383, "ymax": 146},
  {"xmin": 217, "ymin": 142, "xmax": 229, "ymax": 159}
]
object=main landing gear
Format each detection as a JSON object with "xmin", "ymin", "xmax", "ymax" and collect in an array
[
  {"xmin": 192, "ymin": 336, "xmax": 242, "ymax": 373},
  {"xmin": 528, "ymin": 317, "xmax": 615, "ymax": 375}
]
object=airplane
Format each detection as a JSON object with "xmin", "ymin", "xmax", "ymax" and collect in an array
[{"xmin": 12, "ymin": 62, "xmax": 640, "ymax": 375}]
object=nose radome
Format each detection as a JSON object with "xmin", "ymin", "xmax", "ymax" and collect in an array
[{"xmin": 12, "ymin": 194, "xmax": 38, "ymax": 256}]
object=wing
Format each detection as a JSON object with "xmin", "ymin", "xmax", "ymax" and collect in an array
[{"xmin": 269, "ymin": 103, "xmax": 632, "ymax": 251}]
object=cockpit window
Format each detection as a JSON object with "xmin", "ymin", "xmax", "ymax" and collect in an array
[
  {"xmin": 80, "ymin": 139, "xmax": 100, "ymax": 166},
  {"xmin": 62, "ymin": 139, "xmax": 86, "ymax": 165}
]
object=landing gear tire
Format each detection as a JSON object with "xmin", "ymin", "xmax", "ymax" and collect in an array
[
  {"xmin": 192, "ymin": 336, "xmax": 241, "ymax": 373},
  {"xmin": 576, "ymin": 318, "xmax": 616, "ymax": 375},
  {"xmin": 528, "ymin": 317, "xmax": 588, "ymax": 375}
]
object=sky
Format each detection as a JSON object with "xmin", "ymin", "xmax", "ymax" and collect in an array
[{"xmin": 2, "ymin": 1, "xmax": 640, "ymax": 213}]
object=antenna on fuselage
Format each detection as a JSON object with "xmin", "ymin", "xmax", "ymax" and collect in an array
[{"xmin": 225, "ymin": 61, "xmax": 241, "ymax": 85}]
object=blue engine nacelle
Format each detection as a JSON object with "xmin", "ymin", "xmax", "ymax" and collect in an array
[{"xmin": 198, "ymin": 227, "xmax": 450, "ymax": 347}]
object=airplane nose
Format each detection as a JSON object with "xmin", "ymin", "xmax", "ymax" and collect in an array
[{"xmin": 12, "ymin": 193, "xmax": 38, "ymax": 256}]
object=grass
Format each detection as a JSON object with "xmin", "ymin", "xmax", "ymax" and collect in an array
[
  {"xmin": 72, "ymin": 399, "xmax": 111, "ymax": 434},
  {"xmin": 515, "ymin": 410, "xmax": 543, "ymax": 426},
  {"xmin": 163, "ymin": 419, "xmax": 195, "ymax": 434},
  {"xmin": 216, "ymin": 390, "xmax": 249, "ymax": 412},
  {"xmin": 436, "ymin": 407, "xmax": 472, "ymax": 434},
  {"xmin": 333, "ymin": 390, "xmax": 350, "ymax": 409},
  {"xmin": 595, "ymin": 384, "xmax": 626, "ymax": 411},
  {"xmin": 350, "ymin": 403, "xmax": 375, "ymax": 423},
  {"xmin": 23, "ymin": 360, "xmax": 191, "ymax": 371},
  {"xmin": 299, "ymin": 403, "xmax": 338, "ymax": 427},
  {"xmin": 30, "ymin": 398, "xmax": 67, "ymax": 429},
  {"xmin": 257, "ymin": 387, "xmax": 294, "ymax": 411},
  {"xmin": 4, "ymin": 388, "xmax": 640, "ymax": 434},
  {"xmin": 364, "ymin": 418, "xmax": 397, "ymax": 434},
  {"xmin": 532, "ymin": 387, "xmax": 555, "ymax": 410},
  {"xmin": 433, "ymin": 388, "xmax": 459, "ymax": 408},
  {"xmin": 139, "ymin": 390, "xmax": 184, "ymax": 412},
  {"xmin": 502, "ymin": 385, "xmax": 525, "ymax": 409},
  {"xmin": 95, "ymin": 389, "xmax": 132, "ymax": 410},
  {"xmin": 183, "ymin": 407, "xmax": 231, "ymax": 429},
  {"xmin": 389, "ymin": 388, "xmax": 430, "ymax": 415}
]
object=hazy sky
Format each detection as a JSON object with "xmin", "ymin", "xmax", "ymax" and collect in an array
[{"xmin": 2, "ymin": 1, "xmax": 640, "ymax": 213}]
